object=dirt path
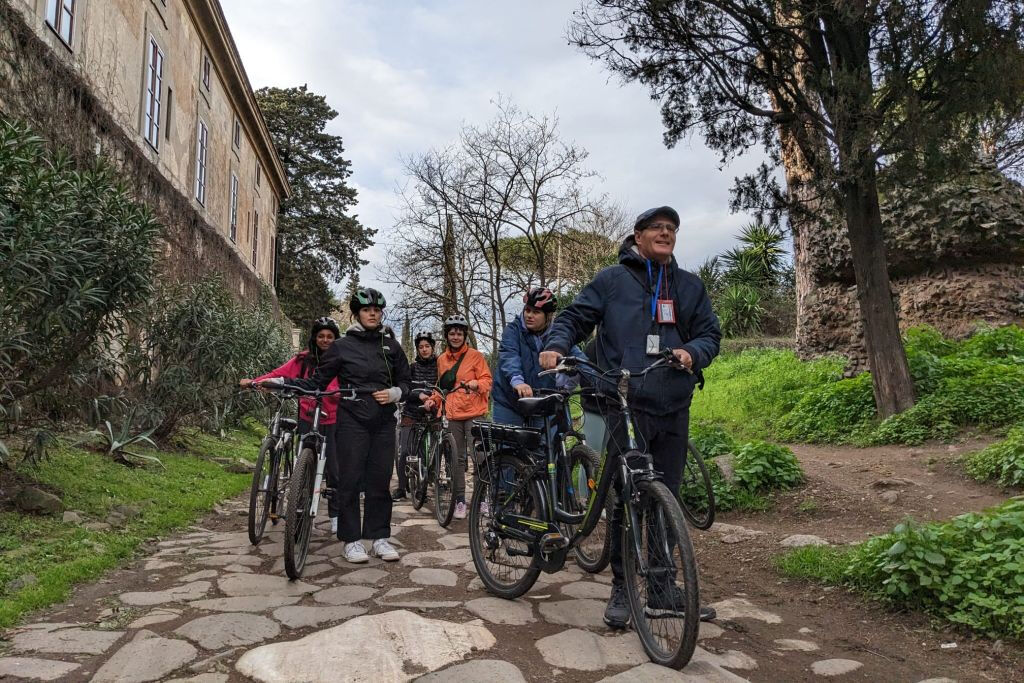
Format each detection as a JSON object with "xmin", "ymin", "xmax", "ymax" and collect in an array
[{"xmin": 0, "ymin": 438, "xmax": 1019, "ymax": 682}]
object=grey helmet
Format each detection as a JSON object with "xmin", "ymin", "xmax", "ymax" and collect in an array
[{"xmin": 442, "ymin": 314, "xmax": 469, "ymax": 333}]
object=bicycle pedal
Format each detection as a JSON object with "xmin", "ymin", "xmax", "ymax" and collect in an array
[{"xmin": 539, "ymin": 532, "xmax": 568, "ymax": 552}]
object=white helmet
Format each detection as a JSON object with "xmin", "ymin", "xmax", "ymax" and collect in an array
[{"xmin": 442, "ymin": 314, "xmax": 469, "ymax": 332}]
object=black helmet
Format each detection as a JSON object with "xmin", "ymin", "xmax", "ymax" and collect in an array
[
  {"xmin": 634, "ymin": 206, "xmax": 680, "ymax": 231},
  {"xmin": 442, "ymin": 314, "xmax": 469, "ymax": 333},
  {"xmin": 523, "ymin": 287, "xmax": 557, "ymax": 313},
  {"xmin": 308, "ymin": 317, "xmax": 340, "ymax": 356},
  {"xmin": 414, "ymin": 330, "xmax": 436, "ymax": 346},
  {"xmin": 349, "ymin": 287, "xmax": 387, "ymax": 316}
]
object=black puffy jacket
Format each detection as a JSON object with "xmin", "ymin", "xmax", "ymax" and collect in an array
[
  {"xmin": 403, "ymin": 354, "xmax": 438, "ymax": 417},
  {"xmin": 288, "ymin": 324, "xmax": 411, "ymax": 423}
]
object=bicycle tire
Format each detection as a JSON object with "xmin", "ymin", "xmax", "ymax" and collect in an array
[
  {"xmin": 411, "ymin": 427, "xmax": 429, "ymax": 511},
  {"xmin": 468, "ymin": 452, "xmax": 542, "ymax": 599},
  {"xmin": 247, "ymin": 438, "xmax": 275, "ymax": 545},
  {"xmin": 284, "ymin": 448, "xmax": 317, "ymax": 580},
  {"xmin": 433, "ymin": 432, "xmax": 457, "ymax": 527},
  {"xmin": 271, "ymin": 442, "xmax": 293, "ymax": 525},
  {"xmin": 622, "ymin": 479, "xmax": 699, "ymax": 669},
  {"xmin": 680, "ymin": 440, "xmax": 716, "ymax": 530},
  {"xmin": 567, "ymin": 444, "xmax": 613, "ymax": 573}
]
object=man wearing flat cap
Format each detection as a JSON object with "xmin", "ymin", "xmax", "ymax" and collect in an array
[{"xmin": 540, "ymin": 206, "xmax": 722, "ymax": 628}]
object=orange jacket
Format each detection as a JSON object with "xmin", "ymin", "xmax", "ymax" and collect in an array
[{"xmin": 434, "ymin": 344, "xmax": 492, "ymax": 420}]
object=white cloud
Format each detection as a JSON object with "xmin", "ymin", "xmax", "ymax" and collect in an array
[{"xmin": 220, "ymin": 0, "xmax": 776, "ymax": 304}]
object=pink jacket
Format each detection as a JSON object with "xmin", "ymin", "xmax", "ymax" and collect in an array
[{"xmin": 254, "ymin": 352, "xmax": 339, "ymax": 425}]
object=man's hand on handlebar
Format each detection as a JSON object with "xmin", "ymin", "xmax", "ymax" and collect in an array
[
  {"xmin": 671, "ymin": 348, "xmax": 694, "ymax": 371},
  {"xmin": 514, "ymin": 383, "xmax": 533, "ymax": 398},
  {"xmin": 539, "ymin": 350, "xmax": 562, "ymax": 370}
]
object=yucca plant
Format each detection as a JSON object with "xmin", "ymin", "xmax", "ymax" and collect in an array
[{"xmin": 717, "ymin": 284, "xmax": 764, "ymax": 338}]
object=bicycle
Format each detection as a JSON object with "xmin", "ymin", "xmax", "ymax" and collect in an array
[
  {"xmin": 679, "ymin": 440, "xmax": 716, "ymax": 530},
  {"xmin": 413, "ymin": 381, "xmax": 470, "ymax": 528},
  {"xmin": 258, "ymin": 383, "xmax": 374, "ymax": 579},
  {"xmin": 247, "ymin": 392, "xmax": 299, "ymax": 545},
  {"xmin": 468, "ymin": 352, "xmax": 700, "ymax": 669}
]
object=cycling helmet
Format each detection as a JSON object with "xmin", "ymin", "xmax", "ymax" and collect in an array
[
  {"xmin": 414, "ymin": 330, "xmax": 436, "ymax": 346},
  {"xmin": 307, "ymin": 317, "xmax": 340, "ymax": 359},
  {"xmin": 349, "ymin": 287, "xmax": 387, "ymax": 315},
  {"xmin": 442, "ymin": 314, "xmax": 469, "ymax": 332},
  {"xmin": 523, "ymin": 287, "xmax": 557, "ymax": 313}
]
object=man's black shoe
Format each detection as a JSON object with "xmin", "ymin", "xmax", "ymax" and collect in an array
[
  {"xmin": 700, "ymin": 606, "xmax": 717, "ymax": 622},
  {"xmin": 644, "ymin": 583, "xmax": 718, "ymax": 622},
  {"xmin": 604, "ymin": 584, "xmax": 630, "ymax": 629},
  {"xmin": 391, "ymin": 489, "xmax": 407, "ymax": 502}
]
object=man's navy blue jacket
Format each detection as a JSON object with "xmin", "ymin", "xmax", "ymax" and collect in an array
[{"xmin": 544, "ymin": 236, "xmax": 722, "ymax": 416}]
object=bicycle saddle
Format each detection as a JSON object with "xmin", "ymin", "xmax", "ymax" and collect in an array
[{"xmin": 516, "ymin": 393, "xmax": 563, "ymax": 417}]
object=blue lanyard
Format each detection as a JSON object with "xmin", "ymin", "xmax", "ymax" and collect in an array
[{"xmin": 646, "ymin": 260, "xmax": 664, "ymax": 320}]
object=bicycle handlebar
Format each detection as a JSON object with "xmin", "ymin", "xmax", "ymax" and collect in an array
[
  {"xmin": 538, "ymin": 350, "xmax": 691, "ymax": 379},
  {"xmin": 251, "ymin": 383, "xmax": 379, "ymax": 401}
]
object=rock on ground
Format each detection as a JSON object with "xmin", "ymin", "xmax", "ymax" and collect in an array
[
  {"xmin": 174, "ymin": 613, "xmax": 279, "ymax": 650},
  {"xmin": 11, "ymin": 625, "xmax": 124, "ymax": 655},
  {"xmin": 709, "ymin": 598, "xmax": 783, "ymax": 624},
  {"xmin": 272, "ymin": 605, "xmax": 368, "ymax": 629},
  {"xmin": 811, "ymin": 659, "xmax": 864, "ymax": 676},
  {"xmin": 235, "ymin": 610, "xmax": 495, "ymax": 683},
  {"xmin": 534, "ymin": 629, "xmax": 647, "ymax": 671},
  {"xmin": 0, "ymin": 656, "xmax": 81, "ymax": 681},
  {"xmin": 414, "ymin": 659, "xmax": 527, "ymax": 682},
  {"xmin": 463, "ymin": 597, "xmax": 535, "ymax": 625},
  {"xmin": 780, "ymin": 534, "xmax": 830, "ymax": 548},
  {"xmin": 92, "ymin": 630, "xmax": 197, "ymax": 683}
]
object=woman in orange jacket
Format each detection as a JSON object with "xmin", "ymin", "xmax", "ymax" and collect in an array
[{"xmin": 423, "ymin": 314, "xmax": 491, "ymax": 519}]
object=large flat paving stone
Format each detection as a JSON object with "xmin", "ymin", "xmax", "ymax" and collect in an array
[
  {"xmin": 401, "ymin": 548, "xmax": 472, "ymax": 567},
  {"xmin": 11, "ymin": 624, "xmax": 124, "ymax": 655},
  {"xmin": 708, "ymin": 598, "xmax": 782, "ymax": 624},
  {"xmin": 217, "ymin": 573, "xmax": 318, "ymax": 597},
  {"xmin": 464, "ymin": 597, "xmax": 535, "ymax": 625},
  {"xmin": 598, "ymin": 660, "xmax": 748, "ymax": 682},
  {"xmin": 538, "ymin": 599, "xmax": 606, "ymax": 628},
  {"xmin": 272, "ymin": 605, "xmax": 368, "ymax": 629},
  {"xmin": 92, "ymin": 630, "xmax": 197, "ymax": 683},
  {"xmin": 561, "ymin": 581, "xmax": 613, "ymax": 600},
  {"xmin": 236, "ymin": 610, "xmax": 495, "ymax": 682},
  {"xmin": 0, "ymin": 656, "xmax": 81, "ymax": 680},
  {"xmin": 120, "ymin": 581, "xmax": 211, "ymax": 606},
  {"xmin": 175, "ymin": 613, "xmax": 280, "ymax": 650},
  {"xmin": 313, "ymin": 585, "xmax": 377, "ymax": 605},
  {"xmin": 188, "ymin": 595, "xmax": 302, "ymax": 612},
  {"xmin": 535, "ymin": 628, "xmax": 647, "ymax": 671},
  {"xmin": 195, "ymin": 554, "xmax": 263, "ymax": 567},
  {"xmin": 410, "ymin": 568, "xmax": 458, "ymax": 587},
  {"xmin": 415, "ymin": 659, "xmax": 526, "ymax": 682},
  {"xmin": 128, "ymin": 608, "xmax": 181, "ymax": 629},
  {"xmin": 337, "ymin": 568, "xmax": 389, "ymax": 585}
]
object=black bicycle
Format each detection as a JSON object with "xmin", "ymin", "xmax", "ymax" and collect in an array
[
  {"xmin": 468, "ymin": 352, "xmax": 700, "ymax": 669},
  {"xmin": 411, "ymin": 381, "xmax": 470, "ymax": 527},
  {"xmin": 247, "ymin": 393, "xmax": 299, "ymax": 545},
  {"xmin": 679, "ymin": 440, "xmax": 716, "ymax": 530}
]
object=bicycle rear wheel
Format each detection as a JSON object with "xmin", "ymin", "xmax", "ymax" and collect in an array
[
  {"xmin": 269, "ymin": 438, "xmax": 292, "ymax": 526},
  {"xmin": 247, "ymin": 438, "xmax": 276, "ymax": 545},
  {"xmin": 433, "ymin": 433, "xmax": 457, "ymax": 527},
  {"xmin": 411, "ymin": 427, "xmax": 429, "ymax": 511},
  {"xmin": 623, "ymin": 479, "xmax": 699, "ymax": 669},
  {"xmin": 468, "ymin": 452, "xmax": 542, "ymax": 599},
  {"xmin": 284, "ymin": 448, "xmax": 317, "ymax": 580},
  {"xmin": 566, "ymin": 444, "xmax": 613, "ymax": 573},
  {"xmin": 679, "ymin": 440, "xmax": 716, "ymax": 530}
]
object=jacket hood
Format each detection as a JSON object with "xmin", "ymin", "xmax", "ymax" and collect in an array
[
  {"xmin": 618, "ymin": 234, "xmax": 678, "ymax": 269},
  {"xmin": 345, "ymin": 322, "xmax": 381, "ymax": 337}
]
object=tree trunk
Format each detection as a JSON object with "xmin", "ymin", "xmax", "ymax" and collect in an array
[
  {"xmin": 840, "ymin": 170, "xmax": 916, "ymax": 417},
  {"xmin": 441, "ymin": 214, "xmax": 458, "ymax": 319}
]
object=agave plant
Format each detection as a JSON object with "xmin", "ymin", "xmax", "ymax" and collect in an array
[
  {"xmin": 24, "ymin": 429, "xmax": 58, "ymax": 465},
  {"xmin": 89, "ymin": 409, "xmax": 162, "ymax": 468}
]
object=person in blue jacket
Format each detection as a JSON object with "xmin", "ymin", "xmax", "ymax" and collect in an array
[
  {"xmin": 493, "ymin": 287, "xmax": 582, "ymax": 427},
  {"xmin": 539, "ymin": 205, "xmax": 722, "ymax": 629}
]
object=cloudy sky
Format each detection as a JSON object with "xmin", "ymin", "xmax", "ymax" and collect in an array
[{"xmin": 219, "ymin": 0, "xmax": 770, "ymax": 298}]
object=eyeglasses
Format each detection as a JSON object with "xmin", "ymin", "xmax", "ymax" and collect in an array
[{"xmin": 644, "ymin": 222, "xmax": 679, "ymax": 234}]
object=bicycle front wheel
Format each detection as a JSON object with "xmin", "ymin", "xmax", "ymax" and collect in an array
[
  {"xmin": 433, "ymin": 433, "xmax": 457, "ymax": 527},
  {"xmin": 679, "ymin": 440, "xmax": 716, "ymax": 530},
  {"xmin": 566, "ymin": 444, "xmax": 612, "ymax": 573},
  {"xmin": 284, "ymin": 448, "xmax": 317, "ymax": 580},
  {"xmin": 468, "ymin": 452, "xmax": 542, "ymax": 599},
  {"xmin": 247, "ymin": 438, "xmax": 276, "ymax": 545},
  {"xmin": 623, "ymin": 479, "xmax": 699, "ymax": 669},
  {"xmin": 411, "ymin": 428, "xmax": 429, "ymax": 511}
]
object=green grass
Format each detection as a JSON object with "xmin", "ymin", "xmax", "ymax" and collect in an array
[
  {"xmin": 776, "ymin": 498, "xmax": 1024, "ymax": 639},
  {"xmin": 0, "ymin": 426, "xmax": 258, "ymax": 627}
]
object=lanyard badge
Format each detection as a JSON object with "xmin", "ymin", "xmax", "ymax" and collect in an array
[{"xmin": 646, "ymin": 261, "xmax": 676, "ymax": 324}]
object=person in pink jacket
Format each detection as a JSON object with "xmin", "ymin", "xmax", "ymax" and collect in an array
[{"xmin": 241, "ymin": 317, "xmax": 342, "ymax": 533}]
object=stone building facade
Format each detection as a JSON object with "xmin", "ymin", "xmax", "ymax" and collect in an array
[{"xmin": 1, "ymin": 0, "xmax": 288, "ymax": 297}]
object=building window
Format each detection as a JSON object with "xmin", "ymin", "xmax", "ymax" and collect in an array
[
  {"xmin": 195, "ymin": 120, "xmax": 208, "ymax": 205},
  {"xmin": 165, "ymin": 88, "xmax": 173, "ymax": 141},
  {"xmin": 229, "ymin": 174, "xmax": 239, "ymax": 242},
  {"xmin": 232, "ymin": 118, "xmax": 240, "ymax": 149},
  {"xmin": 255, "ymin": 163, "xmax": 262, "ymax": 188},
  {"xmin": 143, "ymin": 38, "xmax": 164, "ymax": 150},
  {"xmin": 45, "ymin": 0, "xmax": 76, "ymax": 46},
  {"xmin": 201, "ymin": 53, "xmax": 211, "ymax": 91},
  {"xmin": 252, "ymin": 211, "xmax": 259, "ymax": 266}
]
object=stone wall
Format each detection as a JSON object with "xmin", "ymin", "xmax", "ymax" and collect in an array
[
  {"xmin": 797, "ymin": 164, "xmax": 1024, "ymax": 370},
  {"xmin": 0, "ymin": 0, "xmax": 281, "ymax": 308}
]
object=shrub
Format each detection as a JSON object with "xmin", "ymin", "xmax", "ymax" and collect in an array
[
  {"xmin": 0, "ymin": 119, "xmax": 159, "ymax": 406},
  {"xmin": 777, "ymin": 373, "xmax": 876, "ymax": 443},
  {"xmin": 690, "ymin": 422, "xmax": 737, "ymax": 458},
  {"xmin": 963, "ymin": 424, "xmax": 1024, "ymax": 487},
  {"xmin": 732, "ymin": 441, "xmax": 804, "ymax": 491},
  {"xmin": 130, "ymin": 277, "xmax": 290, "ymax": 441},
  {"xmin": 843, "ymin": 499, "xmax": 1024, "ymax": 639},
  {"xmin": 716, "ymin": 283, "xmax": 764, "ymax": 337}
]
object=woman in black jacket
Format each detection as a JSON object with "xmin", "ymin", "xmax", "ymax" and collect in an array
[
  {"xmin": 393, "ymin": 331, "xmax": 438, "ymax": 501},
  {"xmin": 268, "ymin": 288, "xmax": 410, "ymax": 564}
]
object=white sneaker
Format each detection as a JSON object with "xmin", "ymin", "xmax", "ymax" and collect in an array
[
  {"xmin": 344, "ymin": 541, "xmax": 369, "ymax": 564},
  {"xmin": 479, "ymin": 501, "xmax": 490, "ymax": 518},
  {"xmin": 454, "ymin": 501, "xmax": 467, "ymax": 520},
  {"xmin": 330, "ymin": 517, "xmax": 338, "ymax": 535},
  {"xmin": 372, "ymin": 538, "xmax": 399, "ymax": 562}
]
